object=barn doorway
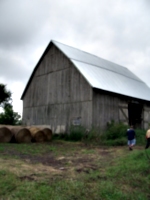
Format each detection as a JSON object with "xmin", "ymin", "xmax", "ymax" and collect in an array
[{"xmin": 128, "ymin": 102, "xmax": 143, "ymax": 128}]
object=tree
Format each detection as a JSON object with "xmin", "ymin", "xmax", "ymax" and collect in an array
[
  {"xmin": 0, "ymin": 103, "xmax": 21, "ymax": 125},
  {"xmin": 0, "ymin": 83, "xmax": 22, "ymax": 125},
  {"xmin": 0, "ymin": 84, "xmax": 12, "ymax": 108}
]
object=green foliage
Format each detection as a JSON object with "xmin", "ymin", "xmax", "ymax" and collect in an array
[
  {"xmin": 53, "ymin": 121, "xmax": 147, "ymax": 147},
  {"xmin": 53, "ymin": 122, "xmax": 129, "ymax": 145},
  {"xmin": 0, "ymin": 84, "xmax": 12, "ymax": 107},
  {"xmin": 84, "ymin": 127, "xmax": 102, "ymax": 141},
  {"xmin": 62, "ymin": 125, "xmax": 86, "ymax": 141},
  {"xmin": 0, "ymin": 83, "xmax": 22, "ymax": 125},
  {"xmin": 100, "ymin": 121, "xmax": 147, "ymax": 146},
  {"xmin": 135, "ymin": 128, "xmax": 146, "ymax": 145},
  {"xmin": 105, "ymin": 121, "xmax": 128, "ymax": 140},
  {"xmin": 54, "ymin": 126, "xmax": 102, "ymax": 142},
  {"xmin": 99, "ymin": 121, "xmax": 128, "ymax": 146},
  {"xmin": 68, "ymin": 125, "xmax": 86, "ymax": 140},
  {"xmin": 0, "ymin": 102, "xmax": 21, "ymax": 125}
]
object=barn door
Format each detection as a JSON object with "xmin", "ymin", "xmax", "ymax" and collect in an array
[
  {"xmin": 128, "ymin": 102, "xmax": 143, "ymax": 128},
  {"xmin": 119, "ymin": 103, "xmax": 129, "ymax": 125}
]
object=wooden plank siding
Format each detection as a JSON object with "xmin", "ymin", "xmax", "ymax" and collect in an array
[
  {"xmin": 23, "ymin": 44, "xmax": 93, "ymax": 133},
  {"xmin": 143, "ymin": 103, "xmax": 150, "ymax": 129},
  {"xmin": 92, "ymin": 89, "xmax": 138, "ymax": 129},
  {"xmin": 92, "ymin": 89, "xmax": 120, "ymax": 129}
]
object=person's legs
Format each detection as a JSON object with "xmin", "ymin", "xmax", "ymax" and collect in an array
[
  {"xmin": 128, "ymin": 140, "xmax": 133, "ymax": 150},
  {"xmin": 129, "ymin": 145, "xmax": 133, "ymax": 150},
  {"xmin": 145, "ymin": 138, "xmax": 150, "ymax": 149},
  {"xmin": 129, "ymin": 139, "xmax": 136, "ymax": 150}
]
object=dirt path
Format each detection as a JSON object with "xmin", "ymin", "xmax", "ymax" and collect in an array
[{"xmin": 0, "ymin": 141, "xmax": 144, "ymax": 181}]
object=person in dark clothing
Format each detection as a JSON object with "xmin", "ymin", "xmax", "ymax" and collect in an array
[
  {"xmin": 145, "ymin": 129, "xmax": 150, "ymax": 149},
  {"xmin": 127, "ymin": 126, "xmax": 136, "ymax": 150}
]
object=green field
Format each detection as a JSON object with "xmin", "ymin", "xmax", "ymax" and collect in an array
[{"xmin": 0, "ymin": 140, "xmax": 149, "ymax": 200}]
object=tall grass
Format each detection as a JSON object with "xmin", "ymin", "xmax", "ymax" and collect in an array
[
  {"xmin": 53, "ymin": 125, "xmax": 102, "ymax": 143},
  {"xmin": 99, "ymin": 121, "xmax": 128, "ymax": 146},
  {"xmin": 53, "ymin": 122, "xmax": 147, "ymax": 147},
  {"xmin": 135, "ymin": 128, "xmax": 146, "ymax": 145},
  {"xmin": 53, "ymin": 125, "xmax": 86, "ymax": 141},
  {"xmin": 101, "ymin": 121, "xmax": 148, "ymax": 146}
]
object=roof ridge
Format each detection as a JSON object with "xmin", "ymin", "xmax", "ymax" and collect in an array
[
  {"xmin": 71, "ymin": 58, "xmax": 144, "ymax": 84},
  {"xmin": 52, "ymin": 40, "xmax": 129, "ymax": 70},
  {"xmin": 52, "ymin": 40, "xmax": 143, "ymax": 83}
]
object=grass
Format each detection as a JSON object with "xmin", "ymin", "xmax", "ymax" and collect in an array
[
  {"xmin": 0, "ymin": 122, "xmax": 149, "ymax": 199},
  {"xmin": 0, "ymin": 140, "xmax": 149, "ymax": 200},
  {"xmin": 0, "ymin": 142, "xmax": 57, "ymax": 156},
  {"xmin": 105, "ymin": 149, "xmax": 150, "ymax": 199}
]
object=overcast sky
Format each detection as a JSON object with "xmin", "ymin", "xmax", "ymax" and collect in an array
[{"xmin": 0, "ymin": 0, "xmax": 150, "ymax": 116}]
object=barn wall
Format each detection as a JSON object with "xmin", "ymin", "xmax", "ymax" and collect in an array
[
  {"xmin": 143, "ymin": 102, "xmax": 150, "ymax": 130},
  {"xmin": 92, "ymin": 89, "xmax": 129, "ymax": 129},
  {"xmin": 92, "ymin": 88, "xmax": 150, "ymax": 130},
  {"xmin": 23, "ymin": 44, "xmax": 93, "ymax": 133}
]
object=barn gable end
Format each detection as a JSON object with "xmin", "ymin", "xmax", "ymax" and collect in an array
[{"xmin": 22, "ymin": 43, "xmax": 93, "ymax": 133}]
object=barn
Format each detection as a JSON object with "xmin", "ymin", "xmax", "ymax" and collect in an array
[{"xmin": 21, "ymin": 40, "xmax": 150, "ymax": 133}]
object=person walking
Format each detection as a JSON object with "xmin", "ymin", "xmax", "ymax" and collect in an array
[
  {"xmin": 145, "ymin": 129, "xmax": 150, "ymax": 149},
  {"xmin": 127, "ymin": 126, "xmax": 136, "ymax": 150}
]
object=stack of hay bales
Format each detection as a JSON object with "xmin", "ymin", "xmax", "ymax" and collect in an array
[{"xmin": 0, "ymin": 125, "xmax": 53, "ymax": 143}]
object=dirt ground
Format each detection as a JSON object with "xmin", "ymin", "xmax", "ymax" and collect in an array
[{"xmin": 0, "ymin": 141, "xmax": 143, "ymax": 181}]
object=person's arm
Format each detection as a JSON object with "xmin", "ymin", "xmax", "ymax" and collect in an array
[{"xmin": 146, "ymin": 130, "xmax": 148, "ymax": 139}]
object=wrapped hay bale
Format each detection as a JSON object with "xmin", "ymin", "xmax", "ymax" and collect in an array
[
  {"xmin": 10, "ymin": 127, "xmax": 32, "ymax": 143},
  {"xmin": 0, "ymin": 127, "xmax": 12, "ymax": 143},
  {"xmin": 29, "ymin": 127, "xmax": 47, "ymax": 142},
  {"xmin": 41, "ymin": 128, "xmax": 52, "ymax": 141}
]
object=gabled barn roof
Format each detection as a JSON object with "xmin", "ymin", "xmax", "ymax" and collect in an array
[{"xmin": 21, "ymin": 40, "xmax": 150, "ymax": 101}]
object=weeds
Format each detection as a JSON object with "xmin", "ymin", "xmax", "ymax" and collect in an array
[{"xmin": 53, "ymin": 122, "xmax": 147, "ymax": 148}]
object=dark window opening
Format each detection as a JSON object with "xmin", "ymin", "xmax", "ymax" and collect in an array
[{"xmin": 128, "ymin": 103, "xmax": 143, "ymax": 128}]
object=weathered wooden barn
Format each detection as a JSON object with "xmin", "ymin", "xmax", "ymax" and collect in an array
[{"xmin": 21, "ymin": 40, "xmax": 150, "ymax": 133}]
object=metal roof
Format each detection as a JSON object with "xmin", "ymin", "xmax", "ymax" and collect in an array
[{"xmin": 53, "ymin": 40, "xmax": 150, "ymax": 101}]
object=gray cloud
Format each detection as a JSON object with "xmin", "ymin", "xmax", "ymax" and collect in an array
[
  {"xmin": 0, "ymin": 0, "xmax": 150, "ymax": 114},
  {"xmin": 0, "ymin": 52, "xmax": 30, "ymax": 81}
]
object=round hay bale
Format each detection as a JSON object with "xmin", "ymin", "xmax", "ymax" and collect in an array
[
  {"xmin": 29, "ymin": 127, "xmax": 47, "ymax": 142},
  {"xmin": 0, "ymin": 127, "xmax": 12, "ymax": 143},
  {"xmin": 41, "ymin": 128, "xmax": 52, "ymax": 141},
  {"xmin": 10, "ymin": 127, "xmax": 32, "ymax": 143}
]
